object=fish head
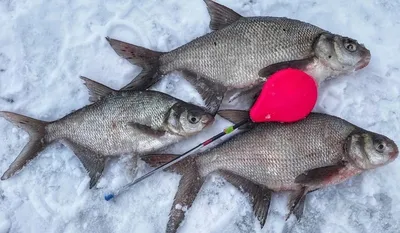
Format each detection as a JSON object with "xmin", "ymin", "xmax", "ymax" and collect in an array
[
  {"xmin": 314, "ymin": 33, "xmax": 371, "ymax": 77},
  {"xmin": 165, "ymin": 102, "xmax": 214, "ymax": 136},
  {"xmin": 345, "ymin": 130, "xmax": 398, "ymax": 170}
]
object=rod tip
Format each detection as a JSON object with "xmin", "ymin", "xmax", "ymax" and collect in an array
[{"xmin": 104, "ymin": 193, "xmax": 114, "ymax": 201}]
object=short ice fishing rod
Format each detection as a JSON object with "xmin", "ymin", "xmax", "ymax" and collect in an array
[
  {"xmin": 104, "ymin": 119, "xmax": 249, "ymax": 201},
  {"xmin": 104, "ymin": 68, "xmax": 318, "ymax": 201}
]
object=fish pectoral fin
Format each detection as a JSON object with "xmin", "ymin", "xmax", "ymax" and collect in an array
[
  {"xmin": 140, "ymin": 154, "xmax": 180, "ymax": 168},
  {"xmin": 204, "ymin": 0, "xmax": 242, "ymax": 30},
  {"xmin": 179, "ymin": 69, "xmax": 227, "ymax": 115},
  {"xmin": 217, "ymin": 109, "xmax": 250, "ymax": 123},
  {"xmin": 127, "ymin": 122, "xmax": 166, "ymax": 137},
  {"xmin": 290, "ymin": 162, "xmax": 347, "ymax": 219},
  {"xmin": 80, "ymin": 76, "xmax": 116, "ymax": 102},
  {"xmin": 258, "ymin": 57, "xmax": 315, "ymax": 78},
  {"xmin": 286, "ymin": 187, "xmax": 308, "ymax": 221},
  {"xmin": 218, "ymin": 170, "xmax": 272, "ymax": 228},
  {"xmin": 65, "ymin": 141, "xmax": 106, "ymax": 189},
  {"xmin": 294, "ymin": 162, "xmax": 346, "ymax": 186}
]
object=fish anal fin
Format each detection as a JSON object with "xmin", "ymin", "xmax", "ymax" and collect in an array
[
  {"xmin": 294, "ymin": 162, "xmax": 346, "ymax": 186},
  {"xmin": 218, "ymin": 170, "xmax": 272, "ymax": 228},
  {"xmin": 166, "ymin": 157, "xmax": 203, "ymax": 233},
  {"xmin": 121, "ymin": 69, "xmax": 161, "ymax": 91},
  {"xmin": 217, "ymin": 84, "xmax": 263, "ymax": 114},
  {"xmin": 106, "ymin": 37, "xmax": 165, "ymax": 91},
  {"xmin": 65, "ymin": 141, "xmax": 105, "ymax": 189},
  {"xmin": 140, "ymin": 154, "xmax": 207, "ymax": 232},
  {"xmin": 204, "ymin": 0, "xmax": 242, "ymax": 30},
  {"xmin": 127, "ymin": 122, "xmax": 166, "ymax": 137},
  {"xmin": 258, "ymin": 57, "xmax": 315, "ymax": 78},
  {"xmin": 80, "ymin": 76, "xmax": 116, "ymax": 102},
  {"xmin": 179, "ymin": 69, "xmax": 227, "ymax": 115},
  {"xmin": 224, "ymin": 84, "xmax": 263, "ymax": 104}
]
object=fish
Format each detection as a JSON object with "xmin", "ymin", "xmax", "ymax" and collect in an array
[
  {"xmin": 0, "ymin": 77, "xmax": 214, "ymax": 188},
  {"xmin": 105, "ymin": 0, "xmax": 371, "ymax": 113},
  {"xmin": 142, "ymin": 112, "xmax": 398, "ymax": 233}
]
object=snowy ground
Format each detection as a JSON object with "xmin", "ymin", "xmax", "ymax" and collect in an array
[{"xmin": 1, "ymin": 0, "xmax": 400, "ymax": 232}]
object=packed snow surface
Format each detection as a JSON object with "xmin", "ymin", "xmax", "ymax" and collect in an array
[{"xmin": 1, "ymin": 0, "xmax": 400, "ymax": 232}]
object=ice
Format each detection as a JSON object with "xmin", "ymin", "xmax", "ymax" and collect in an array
[{"xmin": 1, "ymin": 0, "xmax": 400, "ymax": 232}]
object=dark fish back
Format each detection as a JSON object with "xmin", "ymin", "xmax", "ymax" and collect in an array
[{"xmin": 160, "ymin": 17, "xmax": 326, "ymax": 87}]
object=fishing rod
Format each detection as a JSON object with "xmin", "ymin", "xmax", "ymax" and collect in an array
[{"xmin": 104, "ymin": 119, "xmax": 249, "ymax": 201}]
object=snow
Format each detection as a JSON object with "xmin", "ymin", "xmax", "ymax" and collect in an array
[{"xmin": 0, "ymin": 0, "xmax": 399, "ymax": 232}]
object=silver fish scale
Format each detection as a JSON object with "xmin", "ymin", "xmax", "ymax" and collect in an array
[
  {"xmin": 160, "ymin": 17, "xmax": 326, "ymax": 87},
  {"xmin": 45, "ymin": 91, "xmax": 181, "ymax": 156},
  {"xmin": 195, "ymin": 114, "xmax": 355, "ymax": 191}
]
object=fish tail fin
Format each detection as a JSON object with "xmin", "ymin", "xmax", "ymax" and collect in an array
[
  {"xmin": 80, "ymin": 76, "xmax": 117, "ymax": 102},
  {"xmin": 106, "ymin": 37, "xmax": 165, "ymax": 91},
  {"xmin": 142, "ymin": 154, "xmax": 204, "ymax": 233},
  {"xmin": 0, "ymin": 111, "xmax": 49, "ymax": 180}
]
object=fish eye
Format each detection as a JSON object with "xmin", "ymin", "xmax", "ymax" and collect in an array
[
  {"xmin": 344, "ymin": 40, "xmax": 357, "ymax": 52},
  {"xmin": 374, "ymin": 141, "xmax": 386, "ymax": 153},
  {"xmin": 188, "ymin": 115, "xmax": 200, "ymax": 124}
]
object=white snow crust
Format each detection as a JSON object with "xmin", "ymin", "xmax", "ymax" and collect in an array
[{"xmin": 1, "ymin": 0, "xmax": 400, "ymax": 232}]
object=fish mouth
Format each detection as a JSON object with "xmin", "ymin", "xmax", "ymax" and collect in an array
[
  {"xmin": 389, "ymin": 145, "xmax": 399, "ymax": 160},
  {"xmin": 355, "ymin": 49, "xmax": 371, "ymax": 71}
]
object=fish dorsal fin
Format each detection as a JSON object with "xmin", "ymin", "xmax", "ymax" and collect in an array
[
  {"xmin": 204, "ymin": 0, "xmax": 242, "ymax": 30},
  {"xmin": 218, "ymin": 170, "xmax": 272, "ymax": 228},
  {"xmin": 80, "ymin": 76, "xmax": 116, "ymax": 102},
  {"xmin": 127, "ymin": 122, "xmax": 167, "ymax": 137}
]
